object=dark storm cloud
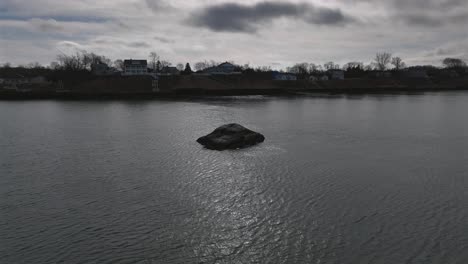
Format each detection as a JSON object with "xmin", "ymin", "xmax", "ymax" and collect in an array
[{"xmin": 189, "ymin": 1, "xmax": 353, "ymax": 33}]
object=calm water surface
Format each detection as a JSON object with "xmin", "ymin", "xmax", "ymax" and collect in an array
[{"xmin": 1, "ymin": 93, "xmax": 468, "ymax": 263}]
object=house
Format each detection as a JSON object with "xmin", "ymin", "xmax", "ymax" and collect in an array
[
  {"xmin": 272, "ymin": 71, "xmax": 297, "ymax": 81},
  {"xmin": 160, "ymin": 66, "xmax": 180, "ymax": 75},
  {"xmin": 327, "ymin": 69, "xmax": 345, "ymax": 80},
  {"xmin": 123, "ymin": 59, "xmax": 148, "ymax": 75},
  {"xmin": 203, "ymin": 62, "xmax": 239, "ymax": 75}
]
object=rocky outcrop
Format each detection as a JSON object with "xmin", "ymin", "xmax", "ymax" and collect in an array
[{"xmin": 197, "ymin": 123, "xmax": 265, "ymax": 150}]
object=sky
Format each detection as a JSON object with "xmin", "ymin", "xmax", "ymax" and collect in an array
[{"xmin": 0, "ymin": 0, "xmax": 467, "ymax": 69}]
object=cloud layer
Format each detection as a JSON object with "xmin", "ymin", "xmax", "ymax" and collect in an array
[
  {"xmin": 189, "ymin": 1, "xmax": 352, "ymax": 33},
  {"xmin": 0, "ymin": 0, "xmax": 467, "ymax": 68}
]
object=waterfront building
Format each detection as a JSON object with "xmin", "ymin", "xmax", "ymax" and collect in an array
[{"xmin": 123, "ymin": 60, "xmax": 148, "ymax": 75}]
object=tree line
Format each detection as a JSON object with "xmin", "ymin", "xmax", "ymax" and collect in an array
[{"xmin": 1, "ymin": 50, "xmax": 466, "ymax": 76}]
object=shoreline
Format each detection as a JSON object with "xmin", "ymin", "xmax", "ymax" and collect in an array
[{"xmin": 1, "ymin": 87, "xmax": 468, "ymax": 100}]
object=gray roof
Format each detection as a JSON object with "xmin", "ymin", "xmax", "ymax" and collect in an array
[{"xmin": 124, "ymin": 60, "xmax": 147, "ymax": 66}]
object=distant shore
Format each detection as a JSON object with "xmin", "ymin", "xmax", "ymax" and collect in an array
[
  {"xmin": 2, "ymin": 73, "xmax": 468, "ymax": 100},
  {"xmin": 1, "ymin": 86, "xmax": 468, "ymax": 100}
]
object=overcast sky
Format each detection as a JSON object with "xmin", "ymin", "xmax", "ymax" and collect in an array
[{"xmin": 1, "ymin": 0, "xmax": 467, "ymax": 68}]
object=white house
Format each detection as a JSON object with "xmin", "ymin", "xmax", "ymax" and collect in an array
[{"xmin": 123, "ymin": 60, "xmax": 148, "ymax": 75}]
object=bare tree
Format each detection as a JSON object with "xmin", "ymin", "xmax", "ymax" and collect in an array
[
  {"xmin": 149, "ymin": 52, "xmax": 159, "ymax": 71},
  {"xmin": 443, "ymin": 58, "xmax": 467, "ymax": 68},
  {"xmin": 255, "ymin": 66, "xmax": 271, "ymax": 72},
  {"xmin": 176, "ymin": 63, "xmax": 184, "ymax": 71},
  {"xmin": 288, "ymin": 63, "xmax": 309, "ymax": 75},
  {"xmin": 324, "ymin": 61, "xmax": 339, "ymax": 70},
  {"xmin": 160, "ymin": 60, "xmax": 171, "ymax": 69},
  {"xmin": 194, "ymin": 61, "xmax": 208, "ymax": 71},
  {"xmin": 99, "ymin": 56, "xmax": 112, "ymax": 66},
  {"xmin": 114, "ymin": 59, "xmax": 124, "ymax": 70},
  {"xmin": 308, "ymin": 63, "xmax": 320, "ymax": 73},
  {"xmin": 209, "ymin": 60, "xmax": 219, "ymax": 68},
  {"xmin": 374, "ymin": 52, "xmax": 392, "ymax": 71},
  {"xmin": 343, "ymin": 62, "xmax": 364, "ymax": 71},
  {"xmin": 241, "ymin": 63, "xmax": 251, "ymax": 71},
  {"xmin": 55, "ymin": 50, "xmax": 111, "ymax": 71},
  {"xmin": 27, "ymin": 62, "xmax": 43, "ymax": 69},
  {"xmin": 82, "ymin": 52, "xmax": 111, "ymax": 69},
  {"xmin": 194, "ymin": 60, "xmax": 220, "ymax": 71},
  {"xmin": 364, "ymin": 64, "xmax": 375, "ymax": 71},
  {"xmin": 49, "ymin": 61, "xmax": 60, "ymax": 70},
  {"xmin": 391, "ymin": 57, "xmax": 406, "ymax": 70},
  {"xmin": 57, "ymin": 53, "xmax": 83, "ymax": 71}
]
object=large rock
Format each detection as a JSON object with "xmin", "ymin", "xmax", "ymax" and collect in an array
[{"xmin": 197, "ymin": 123, "xmax": 265, "ymax": 150}]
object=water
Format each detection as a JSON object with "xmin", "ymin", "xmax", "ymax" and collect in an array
[{"xmin": 1, "ymin": 93, "xmax": 468, "ymax": 264}]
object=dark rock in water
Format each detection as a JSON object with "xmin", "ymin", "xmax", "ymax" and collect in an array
[{"xmin": 197, "ymin": 123, "xmax": 265, "ymax": 150}]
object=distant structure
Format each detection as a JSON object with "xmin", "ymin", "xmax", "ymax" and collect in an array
[
  {"xmin": 123, "ymin": 60, "xmax": 148, "ymax": 75},
  {"xmin": 327, "ymin": 69, "xmax": 345, "ymax": 80},
  {"xmin": 0, "ymin": 74, "xmax": 48, "ymax": 91},
  {"xmin": 202, "ymin": 62, "xmax": 239, "ymax": 75},
  {"xmin": 272, "ymin": 71, "xmax": 297, "ymax": 81},
  {"xmin": 160, "ymin": 66, "xmax": 180, "ymax": 75},
  {"xmin": 1, "ymin": 74, "xmax": 47, "ymax": 86}
]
